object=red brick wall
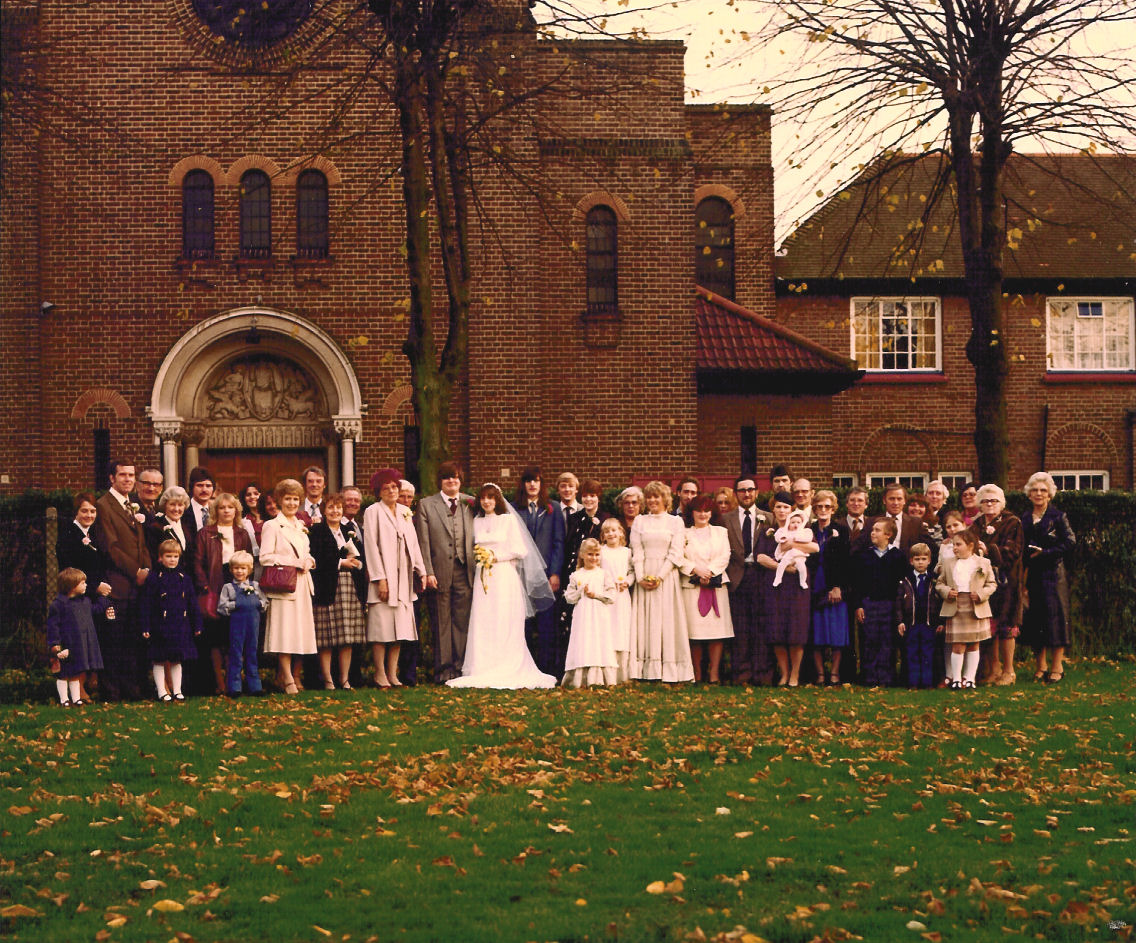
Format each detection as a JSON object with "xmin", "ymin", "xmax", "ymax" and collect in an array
[
  {"xmin": 1, "ymin": 4, "xmax": 779, "ymax": 495},
  {"xmin": 778, "ymin": 292, "xmax": 1136, "ymax": 489},
  {"xmin": 697, "ymin": 393, "xmax": 833, "ymax": 484}
]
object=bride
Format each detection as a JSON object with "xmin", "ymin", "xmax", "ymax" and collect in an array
[{"xmin": 447, "ymin": 484, "xmax": 557, "ymax": 689}]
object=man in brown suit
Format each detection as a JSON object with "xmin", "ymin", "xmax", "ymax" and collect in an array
[
  {"xmin": 94, "ymin": 460, "xmax": 151, "ymax": 700},
  {"xmin": 415, "ymin": 461, "xmax": 476, "ymax": 682}
]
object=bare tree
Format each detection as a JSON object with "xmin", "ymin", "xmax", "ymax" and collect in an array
[
  {"xmin": 251, "ymin": 0, "xmax": 662, "ymax": 488},
  {"xmin": 759, "ymin": 0, "xmax": 1136, "ymax": 485}
]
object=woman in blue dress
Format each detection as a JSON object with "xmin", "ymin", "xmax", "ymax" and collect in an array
[{"xmin": 808, "ymin": 489, "xmax": 851, "ymax": 686}]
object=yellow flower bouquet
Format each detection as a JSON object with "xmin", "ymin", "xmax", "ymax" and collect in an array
[{"xmin": 474, "ymin": 545, "xmax": 496, "ymax": 593}]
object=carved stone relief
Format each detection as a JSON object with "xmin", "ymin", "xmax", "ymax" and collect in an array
[{"xmin": 202, "ymin": 357, "xmax": 326, "ymax": 423}]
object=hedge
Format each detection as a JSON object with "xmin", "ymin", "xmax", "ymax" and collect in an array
[{"xmin": 3, "ymin": 487, "xmax": 1133, "ymax": 674}]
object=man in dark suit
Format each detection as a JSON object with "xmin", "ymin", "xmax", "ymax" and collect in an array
[
  {"xmin": 181, "ymin": 466, "xmax": 215, "ymax": 575},
  {"xmin": 94, "ymin": 460, "xmax": 151, "ymax": 700},
  {"xmin": 724, "ymin": 475, "xmax": 773, "ymax": 685},
  {"xmin": 299, "ymin": 465, "xmax": 326, "ymax": 525},
  {"xmin": 416, "ymin": 461, "xmax": 476, "ymax": 683},
  {"xmin": 881, "ymin": 483, "xmax": 926, "ymax": 555},
  {"xmin": 135, "ymin": 467, "xmax": 164, "ymax": 524},
  {"xmin": 843, "ymin": 486, "xmax": 873, "ymax": 554},
  {"xmin": 515, "ymin": 466, "xmax": 564, "ymax": 677}
]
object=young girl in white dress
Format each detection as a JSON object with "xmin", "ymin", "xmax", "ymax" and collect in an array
[
  {"xmin": 562, "ymin": 539, "xmax": 618, "ymax": 688},
  {"xmin": 600, "ymin": 518, "xmax": 634, "ymax": 682},
  {"xmin": 448, "ymin": 484, "xmax": 556, "ymax": 690}
]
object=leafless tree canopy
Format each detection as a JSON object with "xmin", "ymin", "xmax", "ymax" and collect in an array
[{"xmin": 757, "ymin": 0, "xmax": 1136, "ymax": 485}]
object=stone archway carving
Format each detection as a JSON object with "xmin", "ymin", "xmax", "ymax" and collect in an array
[{"xmin": 149, "ymin": 307, "xmax": 364, "ymax": 487}]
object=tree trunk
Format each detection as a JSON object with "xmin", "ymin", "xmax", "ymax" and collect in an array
[
  {"xmin": 393, "ymin": 56, "xmax": 452, "ymax": 489},
  {"xmin": 949, "ymin": 84, "xmax": 1011, "ymax": 487}
]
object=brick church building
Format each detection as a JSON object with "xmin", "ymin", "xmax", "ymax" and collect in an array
[{"xmin": 2, "ymin": 1, "xmax": 1132, "ymax": 497}]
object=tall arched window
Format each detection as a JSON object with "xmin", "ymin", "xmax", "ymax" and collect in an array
[
  {"xmin": 585, "ymin": 205, "xmax": 618, "ymax": 315},
  {"xmin": 695, "ymin": 196, "xmax": 735, "ymax": 300},
  {"xmin": 182, "ymin": 170, "xmax": 215, "ymax": 260},
  {"xmin": 240, "ymin": 169, "xmax": 271, "ymax": 258},
  {"xmin": 296, "ymin": 169, "xmax": 329, "ymax": 259}
]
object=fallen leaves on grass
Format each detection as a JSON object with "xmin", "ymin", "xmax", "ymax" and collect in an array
[{"xmin": 646, "ymin": 872, "xmax": 686, "ymax": 895}]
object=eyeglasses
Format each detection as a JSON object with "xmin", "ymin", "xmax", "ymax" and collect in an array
[
  {"xmin": 814, "ymin": 503, "xmax": 834, "ymax": 509},
  {"xmin": 979, "ymin": 498, "xmax": 999, "ymax": 504},
  {"xmin": 736, "ymin": 487, "xmax": 756, "ymax": 493}
]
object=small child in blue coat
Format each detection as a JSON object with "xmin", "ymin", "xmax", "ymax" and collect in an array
[
  {"xmin": 216, "ymin": 550, "xmax": 267, "ymax": 696},
  {"xmin": 138, "ymin": 539, "xmax": 201, "ymax": 701},
  {"xmin": 896, "ymin": 543, "xmax": 942, "ymax": 688},
  {"xmin": 46, "ymin": 567, "xmax": 109, "ymax": 706}
]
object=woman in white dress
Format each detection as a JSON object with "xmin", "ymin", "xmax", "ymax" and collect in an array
[
  {"xmin": 363, "ymin": 468, "xmax": 427, "ymax": 688},
  {"xmin": 629, "ymin": 480, "xmax": 694, "ymax": 683},
  {"xmin": 448, "ymin": 484, "xmax": 557, "ymax": 689},
  {"xmin": 260, "ymin": 478, "xmax": 316, "ymax": 694},
  {"xmin": 680, "ymin": 494, "xmax": 733, "ymax": 684}
]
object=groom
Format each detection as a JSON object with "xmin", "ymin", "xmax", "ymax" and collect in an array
[
  {"xmin": 415, "ymin": 462, "xmax": 476, "ymax": 683},
  {"xmin": 515, "ymin": 466, "xmax": 564, "ymax": 677}
]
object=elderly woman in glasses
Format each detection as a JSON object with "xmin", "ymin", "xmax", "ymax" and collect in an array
[{"xmin": 971, "ymin": 484, "xmax": 1024, "ymax": 685}]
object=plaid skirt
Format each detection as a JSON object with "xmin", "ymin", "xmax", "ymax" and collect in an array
[{"xmin": 314, "ymin": 570, "xmax": 366, "ymax": 648}]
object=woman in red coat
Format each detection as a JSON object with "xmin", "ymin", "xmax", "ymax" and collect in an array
[{"xmin": 195, "ymin": 493, "xmax": 252, "ymax": 695}]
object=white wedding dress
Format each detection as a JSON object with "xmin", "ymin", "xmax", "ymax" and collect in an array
[{"xmin": 447, "ymin": 513, "xmax": 557, "ymax": 689}]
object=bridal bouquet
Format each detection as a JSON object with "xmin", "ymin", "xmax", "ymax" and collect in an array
[{"xmin": 474, "ymin": 545, "xmax": 496, "ymax": 593}]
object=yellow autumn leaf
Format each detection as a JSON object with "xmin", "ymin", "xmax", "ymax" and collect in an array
[
  {"xmin": 139, "ymin": 880, "xmax": 166, "ymax": 890},
  {"xmin": 152, "ymin": 900, "xmax": 184, "ymax": 913},
  {"xmin": 0, "ymin": 905, "xmax": 42, "ymax": 918}
]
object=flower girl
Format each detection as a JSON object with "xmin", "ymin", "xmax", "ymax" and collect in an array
[
  {"xmin": 600, "ymin": 518, "xmax": 634, "ymax": 682},
  {"xmin": 561, "ymin": 539, "xmax": 618, "ymax": 688}
]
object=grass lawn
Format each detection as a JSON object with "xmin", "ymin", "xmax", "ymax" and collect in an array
[{"xmin": 1, "ymin": 661, "xmax": 1134, "ymax": 943}]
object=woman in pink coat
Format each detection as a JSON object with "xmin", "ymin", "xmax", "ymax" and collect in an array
[{"xmin": 362, "ymin": 468, "xmax": 427, "ymax": 688}]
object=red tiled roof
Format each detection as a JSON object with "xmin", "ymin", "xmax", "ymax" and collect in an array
[
  {"xmin": 695, "ymin": 287, "xmax": 858, "ymax": 374},
  {"xmin": 776, "ymin": 152, "xmax": 1136, "ymax": 282}
]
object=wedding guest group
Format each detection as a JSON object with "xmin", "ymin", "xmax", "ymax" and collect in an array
[{"xmin": 48, "ymin": 459, "xmax": 1077, "ymax": 700}]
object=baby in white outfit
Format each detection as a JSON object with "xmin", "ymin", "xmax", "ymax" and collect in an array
[{"xmin": 772, "ymin": 509, "xmax": 812, "ymax": 589}]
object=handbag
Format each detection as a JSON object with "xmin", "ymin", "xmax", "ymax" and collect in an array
[
  {"xmin": 261, "ymin": 563, "xmax": 299, "ymax": 594},
  {"xmin": 199, "ymin": 588, "xmax": 220, "ymax": 619},
  {"xmin": 261, "ymin": 521, "xmax": 306, "ymax": 594}
]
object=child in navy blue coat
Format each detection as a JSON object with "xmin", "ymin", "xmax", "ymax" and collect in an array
[
  {"xmin": 216, "ymin": 550, "xmax": 267, "ymax": 696},
  {"xmin": 851, "ymin": 518, "xmax": 907, "ymax": 686},
  {"xmin": 896, "ymin": 543, "xmax": 942, "ymax": 688},
  {"xmin": 138, "ymin": 539, "xmax": 201, "ymax": 701},
  {"xmin": 46, "ymin": 568, "xmax": 109, "ymax": 705}
]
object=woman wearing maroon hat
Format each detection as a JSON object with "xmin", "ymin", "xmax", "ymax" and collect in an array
[{"xmin": 362, "ymin": 468, "xmax": 427, "ymax": 688}]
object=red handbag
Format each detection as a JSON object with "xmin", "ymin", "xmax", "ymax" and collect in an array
[{"xmin": 260, "ymin": 564, "xmax": 298, "ymax": 594}]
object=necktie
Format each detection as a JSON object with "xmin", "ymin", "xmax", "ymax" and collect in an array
[
  {"xmin": 917, "ymin": 573, "xmax": 925, "ymax": 592},
  {"xmin": 200, "ymin": 505, "xmax": 208, "ymax": 529},
  {"xmin": 742, "ymin": 509, "xmax": 752, "ymax": 558},
  {"xmin": 851, "ymin": 518, "xmax": 861, "ymax": 539},
  {"xmin": 448, "ymin": 498, "xmax": 457, "ymax": 516}
]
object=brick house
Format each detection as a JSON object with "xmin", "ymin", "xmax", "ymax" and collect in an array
[
  {"xmin": 775, "ymin": 153, "xmax": 1136, "ymax": 492},
  {"xmin": 1, "ymin": 0, "xmax": 787, "ymax": 495}
]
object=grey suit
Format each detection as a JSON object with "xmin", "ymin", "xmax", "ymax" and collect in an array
[
  {"xmin": 415, "ymin": 492, "xmax": 476, "ymax": 682},
  {"xmin": 724, "ymin": 504, "xmax": 772, "ymax": 685}
]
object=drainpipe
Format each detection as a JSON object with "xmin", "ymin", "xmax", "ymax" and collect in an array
[
  {"xmin": 1040, "ymin": 404, "xmax": 1049, "ymax": 471},
  {"xmin": 1127, "ymin": 410, "xmax": 1136, "ymax": 490}
]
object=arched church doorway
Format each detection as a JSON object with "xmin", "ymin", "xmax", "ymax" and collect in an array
[{"xmin": 149, "ymin": 308, "xmax": 365, "ymax": 492}]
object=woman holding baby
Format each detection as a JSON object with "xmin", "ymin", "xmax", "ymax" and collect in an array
[{"xmin": 755, "ymin": 490, "xmax": 818, "ymax": 687}]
